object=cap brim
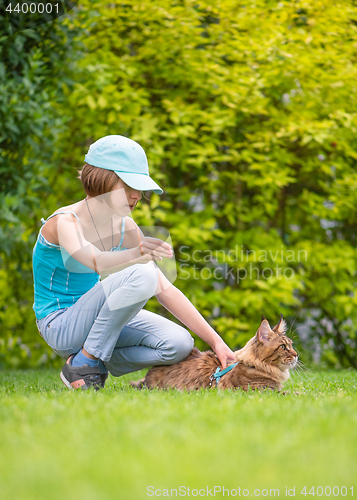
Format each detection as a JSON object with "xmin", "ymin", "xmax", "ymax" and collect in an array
[{"xmin": 114, "ymin": 171, "xmax": 163, "ymax": 194}]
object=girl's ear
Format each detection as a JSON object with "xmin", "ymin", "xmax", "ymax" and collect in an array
[
  {"xmin": 272, "ymin": 313, "xmax": 287, "ymax": 335},
  {"xmin": 257, "ymin": 319, "xmax": 273, "ymax": 345}
]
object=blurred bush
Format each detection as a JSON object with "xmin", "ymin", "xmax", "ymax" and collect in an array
[
  {"xmin": 0, "ymin": 6, "xmax": 87, "ymax": 368},
  {"xmin": 1, "ymin": 0, "xmax": 356, "ymax": 369}
]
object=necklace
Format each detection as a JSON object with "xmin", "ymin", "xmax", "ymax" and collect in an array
[{"xmin": 85, "ymin": 198, "xmax": 114, "ymax": 251}]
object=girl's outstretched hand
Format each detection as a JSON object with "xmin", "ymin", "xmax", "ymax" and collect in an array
[
  {"xmin": 138, "ymin": 236, "xmax": 173, "ymax": 262},
  {"xmin": 213, "ymin": 340, "xmax": 236, "ymax": 369}
]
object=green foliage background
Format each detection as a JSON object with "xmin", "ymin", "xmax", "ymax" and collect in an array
[{"xmin": 0, "ymin": 0, "xmax": 356, "ymax": 369}]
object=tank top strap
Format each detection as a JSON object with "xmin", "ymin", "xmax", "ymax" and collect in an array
[
  {"xmin": 118, "ymin": 217, "xmax": 126, "ymax": 248},
  {"xmin": 41, "ymin": 211, "xmax": 81, "ymax": 225}
]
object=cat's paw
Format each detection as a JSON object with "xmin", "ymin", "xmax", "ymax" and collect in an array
[{"xmin": 129, "ymin": 377, "xmax": 146, "ymax": 389}]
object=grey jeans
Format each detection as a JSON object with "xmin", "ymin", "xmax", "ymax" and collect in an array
[{"xmin": 35, "ymin": 262, "xmax": 194, "ymax": 376}]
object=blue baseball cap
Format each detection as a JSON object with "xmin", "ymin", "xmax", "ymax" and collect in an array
[{"xmin": 84, "ymin": 135, "xmax": 163, "ymax": 194}]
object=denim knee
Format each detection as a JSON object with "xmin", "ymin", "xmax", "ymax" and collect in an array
[
  {"xmin": 161, "ymin": 326, "xmax": 194, "ymax": 364},
  {"xmin": 105, "ymin": 262, "xmax": 159, "ymax": 309},
  {"xmin": 128, "ymin": 262, "xmax": 159, "ymax": 299}
]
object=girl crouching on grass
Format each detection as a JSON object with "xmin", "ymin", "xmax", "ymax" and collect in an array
[{"xmin": 33, "ymin": 135, "xmax": 234, "ymax": 390}]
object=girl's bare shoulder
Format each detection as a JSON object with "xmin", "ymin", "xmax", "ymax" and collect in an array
[
  {"xmin": 42, "ymin": 202, "xmax": 83, "ymax": 245},
  {"xmin": 124, "ymin": 217, "xmax": 138, "ymax": 230},
  {"xmin": 53, "ymin": 201, "xmax": 82, "ymax": 216}
]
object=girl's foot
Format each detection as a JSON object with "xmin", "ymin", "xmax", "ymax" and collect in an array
[{"xmin": 60, "ymin": 355, "xmax": 102, "ymax": 390}]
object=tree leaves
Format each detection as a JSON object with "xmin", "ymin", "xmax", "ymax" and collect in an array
[{"xmin": 1, "ymin": 0, "xmax": 357, "ymax": 368}]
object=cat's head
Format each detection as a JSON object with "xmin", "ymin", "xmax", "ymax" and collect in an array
[{"xmin": 249, "ymin": 315, "xmax": 298, "ymax": 371}]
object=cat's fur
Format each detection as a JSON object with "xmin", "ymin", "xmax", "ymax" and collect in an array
[{"xmin": 130, "ymin": 315, "xmax": 297, "ymax": 392}]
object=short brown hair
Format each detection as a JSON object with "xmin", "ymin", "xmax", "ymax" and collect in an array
[{"xmin": 77, "ymin": 163, "xmax": 119, "ymax": 197}]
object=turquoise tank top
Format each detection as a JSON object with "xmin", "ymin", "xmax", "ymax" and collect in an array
[{"xmin": 32, "ymin": 210, "xmax": 127, "ymax": 320}]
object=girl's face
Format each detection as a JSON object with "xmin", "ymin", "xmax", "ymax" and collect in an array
[{"xmin": 109, "ymin": 178, "xmax": 142, "ymax": 215}]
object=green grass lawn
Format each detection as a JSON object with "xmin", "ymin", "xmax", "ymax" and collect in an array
[{"xmin": 0, "ymin": 369, "xmax": 356, "ymax": 500}]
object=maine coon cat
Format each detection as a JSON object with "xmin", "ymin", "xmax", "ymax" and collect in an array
[{"xmin": 130, "ymin": 315, "xmax": 297, "ymax": 391}]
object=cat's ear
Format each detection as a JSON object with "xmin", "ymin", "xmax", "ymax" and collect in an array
[
  {"xmin": 257, "ymin": 319, "xmax": 273, "ymax": 345},
  {"xmin": 273, "ymin": 313, "xmax": 287, "ymax": 335}
]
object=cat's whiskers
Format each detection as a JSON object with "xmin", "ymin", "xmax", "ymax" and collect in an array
[
  {"xmin": 287, "ymin": 313, "xmax": 299, "ymax": 336},
  {"xmin": 292, "ymin": 360, "xmax": 310, "ymax": 384},
  {"xmin": 289, "ymin": 326, "xmax": 304, "ymax": 340},
  {"xmin": 293, "ymin": 348, "xmax": 308, "ymax": 371},
  {"xmin": 296, "ymin": 359, "xmax": 308, "ymax": 370}
]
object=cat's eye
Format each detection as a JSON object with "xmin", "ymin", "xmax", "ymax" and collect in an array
[{"xmin": 280, "ymin": 345, "xmax": 286, "ymax": 350}]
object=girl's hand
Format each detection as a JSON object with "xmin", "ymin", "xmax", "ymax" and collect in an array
[
  {"xmin": 137, "ymin": 236, "xmax": 173, "ymax": 263},
  {"xmin": 213, "ymin": 340, "xmax": 236, "ymax": 369}
]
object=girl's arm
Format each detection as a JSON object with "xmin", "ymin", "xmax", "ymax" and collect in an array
[
  {"xmin": 155, "ymin": 269, "xmax": 235, "ymax": 368},
  {"xmin": 57, "ymin": 214, "xmax": 172, "ymax": 275}
]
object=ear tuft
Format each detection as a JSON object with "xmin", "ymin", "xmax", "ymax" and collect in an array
[
  {"xmin": 273, "ymin": 314, "xmax": 288, "ymax": 334},
  {"xmin": 257, "ymin": 319, "xmax": 273, "ymax": 345},
  {"xmin": 261, "ymin": 313, "xmax": 265, "ymax": 321}
]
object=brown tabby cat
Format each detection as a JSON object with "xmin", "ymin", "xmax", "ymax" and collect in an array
[{"xmin": 130, "ymin": 315, "xmax": 297, "ymax": 391}]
